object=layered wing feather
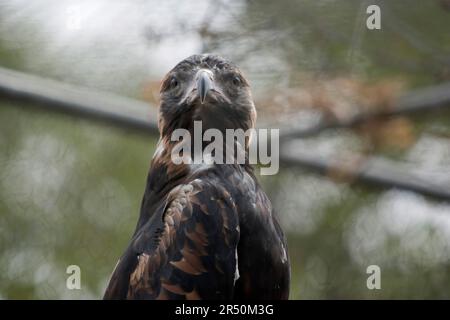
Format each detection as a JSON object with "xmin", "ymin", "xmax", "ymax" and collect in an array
[{"xmin": 104, "ymin": 179, "xmax": 240, "ymax": 299}]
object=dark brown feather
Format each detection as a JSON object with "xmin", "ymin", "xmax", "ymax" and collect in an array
[{"xmin": 103, "ymin": 54, "xmax": 290, "ymax": 300}]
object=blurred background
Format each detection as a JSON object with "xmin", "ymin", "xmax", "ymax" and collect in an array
[{"xmin": 1, "ymin": 0, "xmax": 450, "ymax": 299}]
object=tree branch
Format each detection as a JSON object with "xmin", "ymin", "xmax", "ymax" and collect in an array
[
  {"xmin": 0, "ymin": 66, "xmax": 160, "ymax": 134},
  {"xmin": 280, "ymin": 140, "xmax": 450, "ymax": 201}
]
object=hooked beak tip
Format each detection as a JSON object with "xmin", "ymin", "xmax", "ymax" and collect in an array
[{"xmin": 197, "ymin": 71, "xmax": 213, "ymax": 104}]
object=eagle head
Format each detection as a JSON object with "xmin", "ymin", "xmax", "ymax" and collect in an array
[{"xmin": 158, "ymin": 54, "xmax": 257, "ymax": 137}]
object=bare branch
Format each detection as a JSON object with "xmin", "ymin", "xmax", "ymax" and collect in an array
[
  {"xmin": 0, "ymin": 66, "xmax": 159, "ymax": 134},
  {"xmin": 280, "ymin": 141, "xmax": 450, "ymax": 201}
]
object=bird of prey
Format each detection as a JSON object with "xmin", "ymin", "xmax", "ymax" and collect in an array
[{"xmin": 103, "ymin": 54, "xmax": 290, "ymax": 300}]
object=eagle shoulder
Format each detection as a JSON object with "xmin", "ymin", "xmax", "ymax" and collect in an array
[{"xmin": 105, "ymin": 178, "xmax": 241, "ymax": 300}]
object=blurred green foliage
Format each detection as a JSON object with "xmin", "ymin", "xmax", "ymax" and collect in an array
[{"xmin": 0, "ymin": 100, "xmax": 157, "ymax": 298}]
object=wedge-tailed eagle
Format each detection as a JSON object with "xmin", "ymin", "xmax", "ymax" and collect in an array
[{"xmin": 103, "ymin": 54, "xmax": 290, "ymax": 299}]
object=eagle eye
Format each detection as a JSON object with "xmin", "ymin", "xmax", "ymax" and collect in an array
[
  {"xmin": 232, "ymin": 76, "xmax": 241, "ymax": 86},
  {"xmin": 168, "ymin": 77, "xmax": 178, "ymax": 90}
]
